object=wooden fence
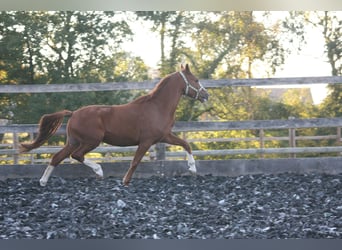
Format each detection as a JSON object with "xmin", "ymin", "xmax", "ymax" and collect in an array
[
  {"xmin": 1, "ymin": 117, "xmax": 342, "ymax": 164},
  {"xmin": 1, "ymin": 76, "xmax": 342, "ymax": 165}
]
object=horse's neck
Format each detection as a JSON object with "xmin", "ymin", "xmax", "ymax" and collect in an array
[{"xmin": 151, "ymin": 77, "xmax": 182, "ymax": 115}]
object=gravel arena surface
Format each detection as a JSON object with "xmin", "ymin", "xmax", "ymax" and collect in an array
[{"xmin": 0, "ymin": 173, "xmax": 341, "ymax": 239}]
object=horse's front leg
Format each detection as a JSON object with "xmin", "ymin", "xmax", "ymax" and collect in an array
[
  {"xmin": 123, "ymin": 143, "xmax": 151, "ymax": 186},
  {"xmin": 161, "ymin": 133, "xmax": 197, "ymax": 174}
]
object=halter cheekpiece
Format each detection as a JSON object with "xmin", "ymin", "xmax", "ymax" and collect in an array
[{"xmin": 179, "ymin": 71, "xmax": 205, "ymax": 100}]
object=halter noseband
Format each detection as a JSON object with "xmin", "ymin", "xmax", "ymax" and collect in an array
[{"xmin": 179, "ymin": 71, "xmax": 205, "ymax": 100}]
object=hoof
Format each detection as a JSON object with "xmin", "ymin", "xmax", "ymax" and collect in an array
[
  {"xmin": 95, "ymin": 175, "xmax": 103, "ymax": 180},
  {"xmin": 94, "ymin": 166, "xmax": 103, "ymax": 178},
  {"xmin": 188, "ymin": 162, "xmax": 197, "ymax": 174},
  {"xmin": 122, "ymin": 177, "xmax": 130, "ymax": 187},
  {"xmin": 39, "ymin": 179, "xmax": 47, "ymax": 187},
  {"xmin": 188, "ymin": 167, "xmax": 197, "ymax": 175}
]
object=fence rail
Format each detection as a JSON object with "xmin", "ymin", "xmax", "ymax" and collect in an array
[
  {"xmin": 2, "ymin": 117, "xmax": 342, "ymax": 134},
  {"xmin": 1, "ymin": 76, "xmax": 342, "ymax": 93}
]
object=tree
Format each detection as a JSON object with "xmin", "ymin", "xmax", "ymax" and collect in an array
[
  {"xmin": 40, "ymin": 11, "xmax": 132, "ymax": 83},
  {"xmin": 136, "ymin": 11, "xmax": 193, "ymax": 75},
  {"xmin": 0, "ymin": 11, "xmax": 151, "ymax": 123},
  {"xmin": 12, "ymin": 52, "xmax": 149, "ymax": 124},
  {"xmin": 0, "ymin": 11, "xmax": 44, "ymax": 119},
  {"xmin": 136, "ymin": 11, "xmax": 213, "ymax": 121},
  {"xmin": 180, "ymin": 12, "xmax": 285, "ymax": 79},
  {"xmin": 182, "ymin": 12, "xmax": 286, "ymax": 121},
  {"xmin": 0, "ymin": 11, "xmax": 39, "ymax": 84},
  {"xmin": 0, "ymin": 11, "xmax": 133, "ymax": 84},
  {"xmin": 283, "ymin": 11, "xmax": 342, "ymax": 117},
  {"xmin": 316, "ymin": 11, "xmax": 342, "ymax": 117}
]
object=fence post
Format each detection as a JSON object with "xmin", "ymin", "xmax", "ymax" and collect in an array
[
  {"xmin": 148, "ymin": 146, "xmax": 156, "ymax": 160},
  {"xmin": 288, "ymin": 117, "xmax": 296, "ymax": 158},
  {"xmin": 29, "ymin": 132, "xmax": 34, "ymax": 164},
  {"xmin": 337, "ymin": 127, "xmax": 341, "ymax": 156},
  {"xmin": 13, "ymin": 132, "xmax": 19, "ymax": 164},
  {"xmin": 259, "ymin": 129, "xmax": 265, "ymax": 158},
  {"xmin": 155, "ymin": 143, "xmax": 166, "ymax": 160},
  {"xmin": 336, "ymin": 127, "xmax": 341, "ymax": 144}
]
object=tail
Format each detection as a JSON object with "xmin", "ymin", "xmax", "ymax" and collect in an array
[{"xmin": 19, "ymin": 110, "xmax": 73, "ymax": 153}]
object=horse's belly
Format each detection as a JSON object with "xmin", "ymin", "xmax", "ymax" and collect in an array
[{"xmin": 103, "ymin": 132, "xmax": 139, "ymax": 146}]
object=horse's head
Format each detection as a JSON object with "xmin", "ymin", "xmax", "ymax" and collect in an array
[{"xmin": 179, "ymin": 64, "xmax": 209, "ymax": 103}]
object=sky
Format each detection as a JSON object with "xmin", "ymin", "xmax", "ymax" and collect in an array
[
  {"xmin": 122, "ymin": 12, "xmax": 335, "ymax": 104},
  {"xmin": 272, "ymin": 21, "xmax": 332, "ymax": 105}
]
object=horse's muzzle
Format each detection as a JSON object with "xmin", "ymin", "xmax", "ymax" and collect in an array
[{"xmin": 198, "ymin": 90, "xmax": 209, "ymax": 103}]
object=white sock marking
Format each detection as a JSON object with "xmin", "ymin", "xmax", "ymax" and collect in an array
[
  {"xmin": 40, "ymin": 165, "xmax": 54, "ymax": 187},
  {"xmin": 83, "ymin": 159, "xmax": 103, "ymax": 178},
  {"xmin": 186, "ymin": 153, "xmax": 197, "ymax": 174}
]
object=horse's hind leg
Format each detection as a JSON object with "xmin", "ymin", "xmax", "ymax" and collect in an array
[
  {"xmin": 40, "ymin": 143, "xmax": 76, "ymax": 187},
  {"xmin": 71, "ymin": 143, "xmax": 103, "ymax": 178},
  {"xmin": 161, "ymin": 133, "xmax": 197, "ymax": 174}
]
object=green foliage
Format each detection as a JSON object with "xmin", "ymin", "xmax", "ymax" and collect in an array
[
  {"xmin": 285, "ymin": 11, "xmax": 342, "ymax": 119},
  {"xmin": 136, "ymin": 11, "xmax": 193, "ymax": 75},
  {"xmin": 317, "ymin": 12, "xmax": 342, "ymax": 119},
  {"xmin": 37, "ymin": 11, "xmax": 132, "ymax": 83},
  {"xmin": 0, "ymin": 11, "xmax": 150, "ymax": 123},
  {"xmin": 179, "ymin": 11, "xmax": 286, "ymax": 79},
  {"xmin": 135, "ymin": 12, "xmax": 297, "ymax": 123}
]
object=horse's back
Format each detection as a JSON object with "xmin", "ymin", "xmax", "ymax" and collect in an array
[
  {"xmin": 67, "ymin": 104, "xmax": 142, "ymax": 146},
  {"xmin": 69, "ymin": 105, "xmax": 111, "ymax": 127}
]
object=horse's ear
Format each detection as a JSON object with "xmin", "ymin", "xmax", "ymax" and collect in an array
[
  {"xmin": 185, "ymin": 64, "xmax": 190, "ymax": 72},
  {"xmin": 180, "ymin": 64, "xmax": 190, "ymax": 71}
]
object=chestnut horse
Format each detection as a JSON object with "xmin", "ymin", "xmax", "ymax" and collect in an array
[{"xmin": 19, "ymin": 64, "xmax": 209, "ymax": 187}]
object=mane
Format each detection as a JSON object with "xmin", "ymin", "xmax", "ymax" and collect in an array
[
  {"xmin": 150, "ymin": 74, "xmax": 174, "ymax": 96},
  {"xmin": 131, "ymin": 73, "xmax": 175, "ymax": 104}
]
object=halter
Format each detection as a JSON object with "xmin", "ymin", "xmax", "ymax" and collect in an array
[{"xmin": 179, "ymin": 71, "xmax": 206, "ymax": 100}]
